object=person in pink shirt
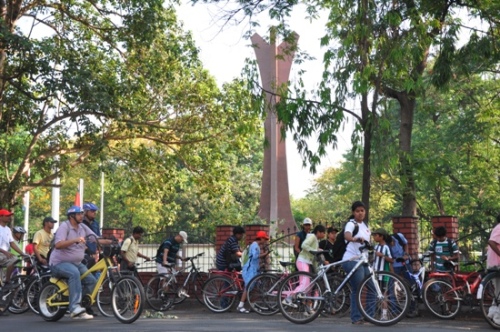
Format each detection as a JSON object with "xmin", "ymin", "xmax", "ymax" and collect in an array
[{"xmin": 487, "ymin": 214, "xmax": 500, "ymax": 269}]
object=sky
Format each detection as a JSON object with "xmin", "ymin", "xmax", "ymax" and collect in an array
[{"xmin": 175, "ymin": 2, "xmax": 353, "ymax": 198}]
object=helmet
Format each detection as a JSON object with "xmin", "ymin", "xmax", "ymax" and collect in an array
[
  {"xmin": 67, "ymin": 205, "xmax": 84, "ymax": 215},
  {"xmin": 83, "ymin": 202, "xmax": 98, "ymax": 211},
  {"xmin": 13, "ymin": 226, "xmax": 26, "ymax": 234}
]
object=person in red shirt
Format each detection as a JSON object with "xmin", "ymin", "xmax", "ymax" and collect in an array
[{"xmin": 25, "ymin": 238, "xmax": 35, "ymax": 255}]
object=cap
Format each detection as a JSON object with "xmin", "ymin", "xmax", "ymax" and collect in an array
[
  {"xmin": 256, "ymin": 230, "xmax": 270, "ymax": 240},
  {"xmin": 179, "ymin": 231, "xmax": 188, "ymax": 244},
  {"xmin": 0, "ymin": 209, "xmax": 13, "ymax": 216},
  {"xmin": 43, "ymin": 216, "xmax": 58, "ymax": 224},
  {"xmin": 303, "ymin": 218, "xmax": 312, "ymax": 225},
  {"xmin": 372, "ymin": 228, "xmax": 388, "ymax": 237}
]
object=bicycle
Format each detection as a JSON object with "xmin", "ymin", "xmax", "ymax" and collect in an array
[
  {"xmin": 37, "ymin": 235, "xmax": 145, "ymax": 324},
  {"xmin": 395, "ymin": 255, "xmax": 426, "ymax": 317},
  {"xmin": 422, "ymin": 259, "xmax": 484, "ymax": 319},
  {"xmin": 202, "ymin": 268, "xmax": 245, "ymax": 313},
  {"xmin": 0, "ymin": 255, "xmax": 29, "ymax": 315},
  {"xmin": 277, "ymin": 242, "xmax": 411, "ymax": 325},
  {"xmin": 245, "ymin": 261, "xmax": 295, "ymax": 315},
  {"xmin": 146, "ymin": 252, "xmax": 208, "ymax": 311},
  {"xmin": 478, "ymin": 268, "xmax": 500, "ymax": 329}
]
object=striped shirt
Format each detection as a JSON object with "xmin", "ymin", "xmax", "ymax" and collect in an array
[
  {"xmin": 373, "ymin": 244, "xmax": 392, "ymax": 280},
  {"xmin": 216, "ymin": 235, "xmax": 241, "ymax": 270}
]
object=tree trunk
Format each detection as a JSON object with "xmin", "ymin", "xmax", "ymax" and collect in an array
[{"xmin": 399, "ymin": 93, "xmax": 417, "ymax": 216}]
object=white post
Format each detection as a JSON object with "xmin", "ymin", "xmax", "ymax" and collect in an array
[
  {"xmin": 52, "ymin": 176, "xmax": 60, "ymax": 232},
  {"xmin": 100, "ymin": 171, "xmax": 104, "ymax": 230},
  {"xmin": 79, "ymin": 178, "xmax": 84, "ymax": 207},
  {"xmin": 23, "ymin": 190, "xmax": 29, "ymax": 244}
]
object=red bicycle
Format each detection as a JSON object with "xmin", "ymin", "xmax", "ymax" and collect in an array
[
  {"xmin": 422, "ymin": 260, "xmax": 484, "ymax": 319},
  {"xmin": 202, "ymin": 269, "xmax": 245, "ymax": 313}
]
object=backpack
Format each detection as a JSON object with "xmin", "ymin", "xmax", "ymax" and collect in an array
[
  {"xmin": 389, "ymin": 233, "xmax": 407, "ymax": 260},
  {"xmin": 330, "ymin": 221, "xmax": 359, "ymax": 262},
  {"xmin": 430, "ymin": 238, "xmax": 458, "ymax": 261},
  {"xmin": 46, "ymin": 221, "xmax": 70, "ymax": 263},
  {"xmin": 117, "ymin": 236, "xmax": 133, "ymax": 263}
]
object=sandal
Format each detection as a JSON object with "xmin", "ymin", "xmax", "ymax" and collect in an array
[
  {"xmin": 237, "ymin": 307, "xmax": 250, "ymax": 314},
  {"xmin": 352, "ymin": 320, "xmax": 365, "ymax": 325}
]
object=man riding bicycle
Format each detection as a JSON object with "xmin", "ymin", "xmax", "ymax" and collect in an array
[{"xmin": 0, "ymin": 209, "xmax": 27, "ymax": 288}]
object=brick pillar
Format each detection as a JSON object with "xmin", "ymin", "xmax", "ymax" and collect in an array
[
  {"xmin": 215, "ymin": 225, "xmax": 234, "ymax": 253},
  {"xmin": 244, "ymin": 225, "xmax": 271, "ymax": 246},
  {"xmin": 431, "ymin": 216, "xmax": 458, "ymax": 240},
  {"xmin": 392, "ymin": 216, "xmax": 419, "ymax": 257},
  {"xmin": 102, "ymin": 228, "xmax": 125, "ymax": 241}
]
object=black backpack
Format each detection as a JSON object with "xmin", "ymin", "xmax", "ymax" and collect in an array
[{"xmin": 330, "ymin": 221, "xmax": 359, "ymax": 262}]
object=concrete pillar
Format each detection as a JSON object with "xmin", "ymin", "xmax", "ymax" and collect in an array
[
  {"xmin": 431, "ymin": 216, "xmax": 459, "ymax": 240},
  {"xmin": 251, "ymin": 31, "xmax": 299, "ymax": 238},
  {"xmin": 392, "ymin": 216, "xmax": 419, "ymax": 257}
]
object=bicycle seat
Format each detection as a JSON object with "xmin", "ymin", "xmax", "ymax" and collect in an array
[
  {"xmin": 310, "ymin": 250, "xmax": 327, "ymax": 256},
  {"xmin": 279, "ymin": 261, "xmax": 295, "ymax": 268}
]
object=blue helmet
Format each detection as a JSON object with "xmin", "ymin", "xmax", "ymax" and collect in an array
[
  {"xmin": 83, "ymin": 202, "xmax": 98, "ymax": 211},
  {"xmin": 67, "ymin": 205, "xmax": 84, "ymax": 215}
]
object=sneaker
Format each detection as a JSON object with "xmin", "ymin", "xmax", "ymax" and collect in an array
[
  {"xmin": 237, "ymin": 306, "xmax": 250, "ymax": 314},
  {"xmin": 282, "ymin": 297, "xmax": 298, "ymax": 309},
  {"xmin": 381, "ymin": 314, "xmax": 388, "ymax": 321},
  {"xmin": 72, "ymin": 312, "xmax": 94, "ymax": 320},
  {"xmin": 70, "ymin": 306, "xmax": 86, "ymax": 318},
  {"xmin": 86, "ymin": 307, "xmax": 98, "ymax": 317}
]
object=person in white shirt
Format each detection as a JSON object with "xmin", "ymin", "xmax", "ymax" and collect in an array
[
  {"xmin": 341, "ymin": 201, "xmax": 371, "ymax": 325},
  {"xmin": 0, "ymin": 209, "xmax": 26, "ymax": 288}
]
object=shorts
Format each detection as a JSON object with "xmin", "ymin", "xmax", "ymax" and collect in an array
[{"xmin": 0, "ymin": 252, "xmax": 18, "ymax": 267}]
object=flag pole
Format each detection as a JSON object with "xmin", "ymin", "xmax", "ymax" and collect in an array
[{"xmin": 100, "ymin": 171, "xmax": 104, "ymax": 230}]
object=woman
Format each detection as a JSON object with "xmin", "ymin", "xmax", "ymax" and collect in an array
[
  {"xmin": 238, "ymin": 230, "xmax": 271, "ymax": 313},
  {"xmin": 341, "ymin": 201, "xmax": 371, "ymax": 325}
]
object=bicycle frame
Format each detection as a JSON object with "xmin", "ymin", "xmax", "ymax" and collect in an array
[
  {"xmin": 46, "ymin": 256, "xmax": 117, "ymax": 307},
  {"xmin": 428, "ymin": 269, "xmax": 483, "ymax": 301}
]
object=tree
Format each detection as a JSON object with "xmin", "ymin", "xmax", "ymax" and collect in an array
[
  {"xmin": 0, "ymin": 0, "xmax": 259, "ymax": 209},
  {"xmin": 192, "ymin": 0, "xmax": 499, "ymax": 218}
]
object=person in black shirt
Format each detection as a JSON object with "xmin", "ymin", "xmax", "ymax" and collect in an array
[
  {"xmin": 215, "ymin": 226, "xmax": 245, "ymax": 271},
  {"xmin": 155, "ymin": 231, "xmax": 188, "ymax": 274},
  {"xmin": 319, "ymin": 227, "xmax": 339, "ymax": 264}
]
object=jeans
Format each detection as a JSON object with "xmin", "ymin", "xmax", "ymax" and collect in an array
[
  {"xmin": 342, "ymin": 261, "xmax": 370, "ymax": 323},
  {"xmin": 51, "ymin": 262, "xmax": 96, "ymax": 313}
]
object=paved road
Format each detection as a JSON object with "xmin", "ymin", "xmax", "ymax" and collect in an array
[{"xmin": 0, "ymin": 299, "xmax": 490, "ymax": 332}]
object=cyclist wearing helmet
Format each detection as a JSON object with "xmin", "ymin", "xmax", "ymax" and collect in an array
[
  {"xmin": 49, "ymin": 205, "xmax": 111, "ymax": 320},
  {"xmin": 10, "ymin": 226, "xmax": 26, "ymax": 255},
  {"xmin": 82, "ymin": 202, "xmax": 101, "ymax": 270},
  {"xmin": 0, "ymin": 209, "xmax": 26, "ymax": 288}
]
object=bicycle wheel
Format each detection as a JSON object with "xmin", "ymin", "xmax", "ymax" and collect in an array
[
  {"xmin": 111, "ymin": 276, "xmax": 145, "ymax": 324},
  {"xmin": 423, "ymin": 278, "xmax": 460, "ymax": 319},
  {"xmin": 186, "ymin": 272, "xmax": 209, "ymax": 305},
  {"xmin": 322, "ymin": 275, "xmax": 351, "ymax": 317},
  {"xmin": 202, "ymin": 276, "xmax": 237, "ymax": 313},
  {"xmin": 27, "ymin": 274, "xmax": 51, "ymax": 314},
  {"xmin": 277, "ymin": 271, "xmax": 323, "ymax": 324},
  {"xmin": 38, "ymin": 282, "xmax": 67, "ymax": 322},
  {"xmin": 247, "ymin": 273, "xmax": 280, "ymax": 316},
  {"xmin": 8, "ymin": 275, "xmax": 30, "ymax": 314},
  {"xmin": 146, "ymin": 275, "xmax": 175, "ymax": 311},
  {"xmin": 172, "ymin": 279, "xmax": 187, "ymax": 305},
  {"xmin": 97, "ymin": 277, "xmax": 114, "ymax": 317},
  {"xmin": 357, "ymin": 271, "xmax": 410, "ymax": 326},
  {"xmin": 480, "ymin": 273, "xmax": 500, "ymax": 329}
]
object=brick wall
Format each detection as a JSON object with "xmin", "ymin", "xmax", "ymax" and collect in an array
[{"xmin": 392, "ymin": 216, "xmax": 419, "ymax": 257}]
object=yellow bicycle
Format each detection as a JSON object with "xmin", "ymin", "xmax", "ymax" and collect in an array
[{"xmin": 38, "ymin": 236, "xmax": 145, "ymax": 324}]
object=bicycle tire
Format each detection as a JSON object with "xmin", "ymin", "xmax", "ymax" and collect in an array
[
  {"xmin": 26, "ymin": 274, "xmax": 52, "ymax": 314},
  {"xmin": 97, "ymin": 277, "xmax": 114, "ymax": 317},
  {"xmin": 277, "ymin": 271, "xmax": 324, "ymax": 324},
  {"xmin": 423, "ymin": 278, "xmax": 461, "ymax": 319},
  {"xmin": 38, "ymin": 282, "xmax": 67, "ymax": 322},
  {"xmin": 172, "ymin": 279, "xmax": 187, "ymax": 305},
  {"xmin": 8, "ymin": 275, "xmax": 30, "ymax": 314},
  {"xmin": 202, "ymin": 276, "xmax": 237, "ymax": 313},
  {"xmin": 186, "ymin": 272, "xmax": 209, "ymax": 305},
  {"xmin": 145, "ymin": 275, "xmax": 175, "ymax": 311},
  {"xmin": 321, "ymin": 275, "xmax": 351, "ymax": 317},
  {"xmin": 111, "ymin": 275, "xmax": 145, "ymax": 324},
  {"xmin": 357, "ymin": 271, "xmax": 410, "ymax": 326},
  {"xmin": 480, "ymin": 273, "xmax": 500, "ymax": 329},
  {"xmin": 247, "ymin": 273, "xmax": 281, "ymax": 316}
]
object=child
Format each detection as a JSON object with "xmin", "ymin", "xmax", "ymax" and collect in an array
[{"xmin": 372, "ymin": 227, "xmax": 393, "ymax": 321}]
